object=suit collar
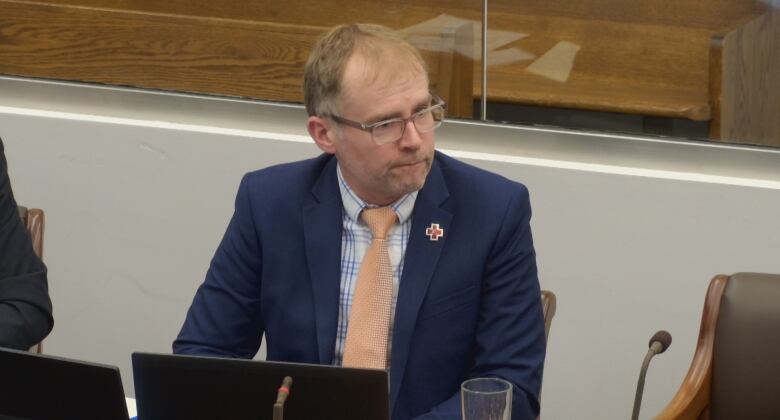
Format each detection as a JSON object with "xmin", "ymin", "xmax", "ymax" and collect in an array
[
  {"xmin": 304, "ymin": 156, "xmax": 343, "ymax": 364},
  {"xmin": 416, "ymin": 151, "xmax": 450, "ymax": 207},
  {"xmin": 309, "ymin": 155, "xmax": 341, "ymax": 205}
]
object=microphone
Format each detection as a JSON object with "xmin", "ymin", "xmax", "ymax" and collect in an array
[
  {"xmin": 631, "ymin": 331, "xmax": 672, "ymax": 420},
  {"xmin": 272, "ymin": 376, "xmax": 293, "ymax": 420}
]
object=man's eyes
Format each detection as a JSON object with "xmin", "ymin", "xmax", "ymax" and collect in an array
[
  {"xmin": 373, "ymin": 120, "xmax": 402, "ymax": 132},
  {"xmin": 371, "ymin": 105, "xmax": 433, "ymax": 126}
]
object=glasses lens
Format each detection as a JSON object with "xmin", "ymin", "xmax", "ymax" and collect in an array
[
  {"xmin": 372, "ymin": 120, "xmax": 405, "ymax": 144},
  {"xmin": 413, "ymin": 105, "xmax": 444, "ymax": 133}
]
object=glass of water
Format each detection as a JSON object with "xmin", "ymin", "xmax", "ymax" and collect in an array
[{"xmin": 461, "ymin": 377, "xmax": 512, "ymax": 420}]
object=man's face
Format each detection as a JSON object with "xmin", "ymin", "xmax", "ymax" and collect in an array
[{"xmin": 326, "ymin": 53, "xmax": 435, "ymax": 206}]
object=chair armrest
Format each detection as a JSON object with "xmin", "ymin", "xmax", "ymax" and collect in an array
[{"xmin": 654, "ymin": 275, "xmax": 728, "ymax": 420}]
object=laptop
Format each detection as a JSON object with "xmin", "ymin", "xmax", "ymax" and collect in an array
[
  {"xmin": 132, "ymin": 352, "xmax": 389, "ymax": 420},
  {"xmin": 0, "ymin": 347, "xmax": 129, "ymax": 420}
]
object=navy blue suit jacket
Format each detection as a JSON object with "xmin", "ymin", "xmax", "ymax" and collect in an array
[
  {"xmin": 174, "ymin": 151, "xmax": 545, "ymax": 419},
  {"xmin": 0, "ymin": 138, "xmax": 53, "ymax": 350}
]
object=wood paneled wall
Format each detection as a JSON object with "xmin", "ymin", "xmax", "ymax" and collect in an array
[
  {"xmin": 1, "ymin": 0, "xmax": 777, "ymax": 145},
  {"xmin": 713, "ymin": 7, "xmax": 780, "ymax": 147}
]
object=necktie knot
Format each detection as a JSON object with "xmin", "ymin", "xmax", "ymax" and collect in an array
[{"xmin": 361, "ymin": 207, "xmax": 397, "ymax": 239}]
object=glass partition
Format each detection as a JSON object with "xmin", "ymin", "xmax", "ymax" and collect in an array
[
  {"xmin": 0, "ymin": 0, "xmax": 777, "ymax": 147},
  {"xmin": 481, "ymin": 0, "xmax": 779, "ymax": 147}
]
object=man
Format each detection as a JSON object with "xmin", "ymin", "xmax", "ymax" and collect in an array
[
  {"xmin": 175, "ymin": 24, "xmax": 545, "ymax": 419},
  {"xmin": 0, "ymin": 138, "xmax": 53, "ymax": 350}
]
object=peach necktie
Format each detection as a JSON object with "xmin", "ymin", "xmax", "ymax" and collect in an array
[{"xmin": 342, "ymin": 207, "xmax": 398, "ymax": 369}]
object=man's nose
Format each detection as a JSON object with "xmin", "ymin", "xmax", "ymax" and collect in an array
[{"xmin": 398, "ymin": 119, "xmax": 423, "ymax": 150}]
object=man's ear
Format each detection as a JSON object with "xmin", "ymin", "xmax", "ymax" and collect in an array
[{"xmin": 308, "ymin": 116, "xmax": 336, "ymax": 154}]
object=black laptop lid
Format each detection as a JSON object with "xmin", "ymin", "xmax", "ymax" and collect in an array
[
  {"xmin": 0, "ymin": 347, "xmax": 129, "ymax": 420},
  {"xmin": 132, "ymin": 352, "xmax": 389, "ymax": 420}
]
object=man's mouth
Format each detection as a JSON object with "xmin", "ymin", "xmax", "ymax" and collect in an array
[{"xmin": 394, "ymin": 160, "xmax": 424, "ymax": 169}]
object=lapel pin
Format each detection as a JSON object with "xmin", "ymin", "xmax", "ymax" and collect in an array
[{"xmin": 425, "ymin": 223, "xmax": 444, "ymax": 241}]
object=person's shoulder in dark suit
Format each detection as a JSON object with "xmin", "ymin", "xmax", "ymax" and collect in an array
[
  {"xmin": 242, "ymin": 153, "xmax": 335, "ymax": 197},
  {"xmin": 433, "ymin": 150, "xmax": 532, "ymax": 217},
  {"xmin": 0, "ymin": 138, "xmax": 54, "ymax": 350}
]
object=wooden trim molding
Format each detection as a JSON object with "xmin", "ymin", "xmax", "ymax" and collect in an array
[{"xmin": 654, "ymin": 275, "xmax": 729, "ymax": 420}]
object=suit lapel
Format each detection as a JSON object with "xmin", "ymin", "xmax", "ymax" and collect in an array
[
  {"xmin": 303, "ymin": 157, "xmax": 343, "ymax": 364},
  {"xmin": 390, "ymin": 157, "xmax": 452, "ymax": 409}
]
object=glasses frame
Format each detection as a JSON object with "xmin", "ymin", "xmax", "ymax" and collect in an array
[{"xmin": 327, "ymin": 94, "xmax": 447, "ymax": 145}]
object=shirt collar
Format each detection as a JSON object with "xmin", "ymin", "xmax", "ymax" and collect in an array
[{"xmin": 337, "ymin": 163, "xmax": 417, "ymax": 225}]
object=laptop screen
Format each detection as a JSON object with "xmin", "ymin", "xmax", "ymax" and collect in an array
[
  {"xmin": 0, "ymin": 347, "xmax": 129, "ymax": 420},
  {"xmin": 132, "ymin": 352, "xmax": 389, "ymax": 420}
]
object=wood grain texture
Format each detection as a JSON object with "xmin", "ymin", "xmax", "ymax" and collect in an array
[
  {"xmin": 17, "ymin": 206, "xmax": 45, "ymax": 354},
  {"xmin": 0, "ymin": 0, "xmax": 471, "ymax": 106},
  {"xmin": 0, "ymin": 0, "xmax": 770, "ymax": 125},
  {"xmin": 541, "ymin": 290, "xmax": 556, "ymax": 342},
  {"xmin": 25, "ymin": 208, "xmax": 44, "ymax": 260},
  {"xmin": 482, "ymin": 13, "xmax": 714, "ymax": 119},
  {"xmin": 654, "ymin": 275, "xmax": 728, "ymax": 420},
  {"xmin": 16, "ymin": 206, "xmax": 44, "ymax": 259},
  {"xmin": 716, "ymin": 7, "xmax": 780, "ymax": 146},
  {"xmin": 40, "ymin": 0, "xmax": 762, "ymax": 31},
  {"xmin": 708, "ymin": 38, "xmax": 725, "ymax": 140},
  {"xmin": 0, "ymin": 0, "xmax": 324, "ymax": 102},
  {"xmin": 429, "ymin": 22, "xmax": 474, "ymax": 119}
]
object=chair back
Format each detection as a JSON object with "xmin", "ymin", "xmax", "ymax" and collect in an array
[
  {"xmin": 541, "ymin": 290, "xmax": 557, "ymax": 342},
  {"xmin": 17, "ymin": 206, "xmax": 44, "ymax": 259},
  {"xmin": 17, "ymin": 206, "xmax": 45, "ymax": 353},
  {"xmin": 711, "ymin": 272, "xmax": 780, "ymax": 420},
  {"xmin": 537, "ymin": 290, "xmax": 556, "ymax": 420}
]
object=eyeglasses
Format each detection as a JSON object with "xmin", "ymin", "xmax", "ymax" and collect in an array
[{"xmin": 328, "ymin": 95, "xmax": 447, "ymax": 145}]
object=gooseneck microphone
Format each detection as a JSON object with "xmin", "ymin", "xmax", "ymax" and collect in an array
[
  {"xmin": 631, "ymin": 331, "xmax": 672, "ymax": 420},
  {"xmin": 272, "ymin": 376, "xmax": 293, "ymax": 420}
]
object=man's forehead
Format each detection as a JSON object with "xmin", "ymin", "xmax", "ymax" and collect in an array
[{"xmin": 339, "ymin": 52, "xmax": 429, "ymax": 108}]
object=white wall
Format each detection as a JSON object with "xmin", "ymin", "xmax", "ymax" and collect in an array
[{"xmin": 2, "ymin": 80, "xmax": 779, "ymax": 420}]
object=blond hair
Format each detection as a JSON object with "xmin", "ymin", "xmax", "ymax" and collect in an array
[{"xmin": 303, "ymin": 23, "xmax": 428, "ymax": 117}]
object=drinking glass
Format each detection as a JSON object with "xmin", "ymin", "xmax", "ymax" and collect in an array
[{"xmin": 461, "ymin": 377, "xmax": 512, "ymax": 420}]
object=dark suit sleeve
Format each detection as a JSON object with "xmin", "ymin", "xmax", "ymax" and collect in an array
[
  {"xmin": 0, "ymin": 140, "xmax": 54, "ymax": 350},
  {"xmin": 173, "ymin": 174, "xmax": 265, "ymax": 358},
  {"xmin": 415, "ymin": 185, "xmax": 545, "ymax": 420}
]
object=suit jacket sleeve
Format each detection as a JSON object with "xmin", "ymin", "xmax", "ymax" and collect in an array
[
  {"xmin": 0, "ymin": 139, "xmax": 54, "ymax": 350},
  {"xmin": 415, "ymin": 184, "xmax": 545, "ymax": 420},
  {"xmin": 173, "ymin": 174, "xmax": 265, "ymax": 358}
]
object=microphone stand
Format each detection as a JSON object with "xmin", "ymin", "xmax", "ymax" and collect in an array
[
  {"xmin": 631, "ymin": 345, "xmax": 658, "ymax": 420},
  {"xmin": 631, "ymin": 331, "xmax": 671, "ymax": 420}
]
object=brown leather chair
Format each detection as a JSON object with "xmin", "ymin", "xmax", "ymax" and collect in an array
[
  {"xmin": 537, "ymin": 290, "xmax": 556, "ymax": 419},
  {"xmin": 656, "ymin": 273, "xmax": 780, "ymax": 420},
  {"xmin": 17, "ymin": 206, "xmax": 45, "ymax": 259},
  {"xmin": 17, "ymin": 206, "xmax": 45, "ymax": 353},
  {"xmin": 541, "ymin": 290, "xmax": 557, "ymax": 342}
]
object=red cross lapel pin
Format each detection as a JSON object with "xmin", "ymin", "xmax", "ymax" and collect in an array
[{"xmin": 425, "ymin": 223, "xmax": 444, "ymax": 241}]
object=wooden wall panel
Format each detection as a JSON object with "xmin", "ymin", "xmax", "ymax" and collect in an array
[
  {"xmin": 0, "ymin": 0, "xmax": 715, "ymax": 119},
  {"xmin": 0, "ymin": 0, "xmax": 776, "ymax": 145},
  {"xmin": 717, "ymin": 7, "xmax": 780, "ymax": 146},
  {"xmin": 0, "ymin": 0, "xmax": 323, "ymax": 102},
  {"xmin": 39, "ymin": 0, "xmax": 761, "ymax": 31}
]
